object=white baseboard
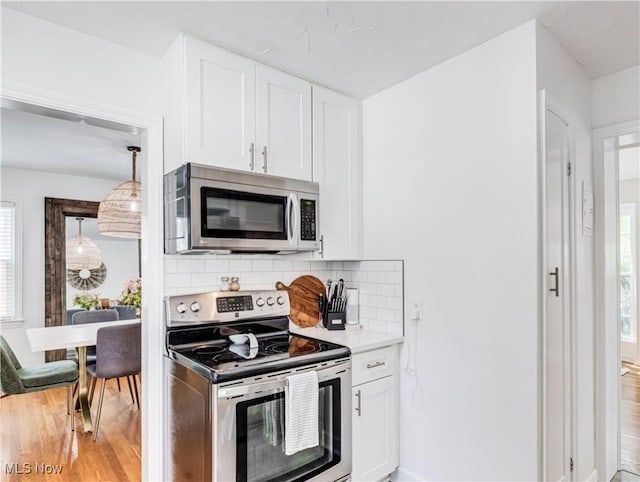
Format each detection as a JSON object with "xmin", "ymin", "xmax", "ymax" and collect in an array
[
  {"xmin": 585, "ymin": 468, "xmax": 598, "ymax": 482},
  {"xmin": 391, "ymin": 467, "xmax": 425, "ymax": 482}
]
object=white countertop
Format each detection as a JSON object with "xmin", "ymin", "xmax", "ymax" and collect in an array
[
  {"xmin": 290, "ymin": 322, "xmax": 403, "ymax": 354},
  {"xmin": 27, "ymin": 319, "xmax": 141, "ymax": 352}
]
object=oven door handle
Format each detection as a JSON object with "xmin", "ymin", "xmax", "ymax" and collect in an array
[
  {"xmin": 218, "ymin": 379, "xmax": 286, "ymax": 399},
  {"xmin": 286, "ymin": 193, "xmax": 298, "ymax": 247}
]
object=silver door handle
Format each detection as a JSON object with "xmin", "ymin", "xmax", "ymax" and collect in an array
[
  {"xmin": 549, "ymin": 267, "xmax": 559, "ymax": 297},
  {"xmin": 366, "ymin": 361, "xmax": 386, "ymax": 369},
  {"xmin": 355, "ymin": 389, "xmax": 361, "ymax": 417},
  {"xmin": 262, "ymin": 146, "xmax": 268, "ymax": 173},
  {"xmin": 249, "ymin": 143, "xmax": 255, "ymax": 170},
  {"xmin": 319, "ymin": 235, "xmax": 324, "ymax": 258}
]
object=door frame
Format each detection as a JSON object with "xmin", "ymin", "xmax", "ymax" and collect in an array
[
  {"xmin": 594, "ymin": 119, "xmax": 640, "ymax": 480},
  {"xmin": 1, "ymin": 81, "xmax": 165, "ymax": 482},
  {"xmin": 538, "ymin": 89, "xmax": 576, "ymax": 481}
]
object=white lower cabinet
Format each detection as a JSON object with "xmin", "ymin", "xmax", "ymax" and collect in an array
[{"xmin": 351, "ymin": 347, "xmax": 399, "ymax": 481}]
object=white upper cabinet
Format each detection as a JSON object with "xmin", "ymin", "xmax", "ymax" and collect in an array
[
  {"xmin": 163, "ymin": 35, "xmax": 312, "ymax": 180},
  {"xmin": 312, "ymin": 85, "xmax": 362, "ymax": 259},
  {"xmin": 184, "ymin": 38, "xmax": 255, "ymax": 171},
  {"xmin": 256, "ymin": 65, "xmax": 312, "ymax": 181}
]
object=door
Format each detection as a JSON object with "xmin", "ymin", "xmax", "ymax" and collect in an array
[
  {"xmin": 256, "ymin": 65, "xmax": 312, "ymax": 181},
  {"xmin": 352, "ymin": 376, "xmax": 398, "ymax": 482},
  {"xmin": 542, "ymin": 96, "xmax": 573, "ymax": 482},
  {"xmin": 312, "ymin": 86, "xmax": 361, "ymax": 259},
  {"xmin": 185, "ymin": 37, "xmax": 256, "ymax": 170}
]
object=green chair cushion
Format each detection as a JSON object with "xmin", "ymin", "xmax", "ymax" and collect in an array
[{"xmin": 18, "ymin": 360, "xmax": 78, "ymax": 389}]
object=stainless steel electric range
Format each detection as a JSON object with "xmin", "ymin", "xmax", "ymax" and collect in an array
[{"xmin": 164, "ymin": 290, "xmax": 352, "ymax": 482}]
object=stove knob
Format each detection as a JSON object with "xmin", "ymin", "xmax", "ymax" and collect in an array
[
  {"xmin": 266, "ymin": 297, "xmax": 275, "ymax": 306},
  {"xmin": 176, "ymin": 302, "xmax": 187, "ymax": 314},
  {"xmin": 276, "ymin": 296, "xmax": 285, "ymax": 305},
  {"xmin": 256, "ymin": 297, "xmax": 265, "ymax": 307},
  {"xmin": 190, "ymin": 301, "xmax": 200, "ymax": 313}
]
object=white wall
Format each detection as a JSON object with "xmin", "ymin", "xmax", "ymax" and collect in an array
[
  {"xmin": 592, "ymin": 66, "xmax": 640, "ymax": 129},
  {"xmin": 536, "ymin": 23, "xmax": 595, "ymax": 481},
  {"xmin": 0, "ymin": 167, "xmax": 133, "ymax": 365},
  {"xmin": 363, "ymin": 22, "xmax": 539, "ymax": 481},
  {"xmin": 1, "ymin": 7, "xmax": 162, "ymax": 117}
]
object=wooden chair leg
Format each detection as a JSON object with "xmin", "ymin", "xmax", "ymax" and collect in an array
[
  {"xmin": 132, "ymin": 373, "xmax": 140, "ymax": 410},
  {"xmin": 126, "ymin": 376, "xmax": 135, "ymax": 404},
  {"xmin": 93, "ymin": 378, "xmax": 107, "ymax": 442},
  {"xmin": 116, "ymin": 377, "xmax": 121, "ymax": 392}
]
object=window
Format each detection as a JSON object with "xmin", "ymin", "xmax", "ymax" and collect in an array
[
  {"xmin": 0, "ymin": 200, "xmax": 21, "ymax": 323},
  {"xmin": 620, "ymin": 204, "xmax": 637, "ymax": 342}
]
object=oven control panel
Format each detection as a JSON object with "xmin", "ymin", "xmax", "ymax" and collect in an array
[{"xmin": 166, "ymin": 290, "xmax": 290, "ymax": 326}]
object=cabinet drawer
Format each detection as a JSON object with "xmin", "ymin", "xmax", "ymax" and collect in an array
[{"xmin": 352, "ymin": 346, "xmax": 396, "ymax": 386}]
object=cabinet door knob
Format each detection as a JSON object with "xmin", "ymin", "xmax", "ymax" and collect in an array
[
  {"xmin": 249, "ymin": 142, "xmax": 255, "ymax": 170},
  {"xmin": 262, "ymin": 145, "xmax": 268, "ymax": 173}
]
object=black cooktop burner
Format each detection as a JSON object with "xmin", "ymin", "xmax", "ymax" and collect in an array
[{"xmin": 169, "ymin": 329, "xmax": 350, "ymax": 383}]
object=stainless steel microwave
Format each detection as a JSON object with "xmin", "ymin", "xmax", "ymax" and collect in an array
[{"xmin": 164, "ymin": 163, "xmax": 320, "ymax": 254}]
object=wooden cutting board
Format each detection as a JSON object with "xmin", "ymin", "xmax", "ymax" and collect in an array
[{"xmin": 275, "ymin": 275, "xmax": 326, "ymax": 327}]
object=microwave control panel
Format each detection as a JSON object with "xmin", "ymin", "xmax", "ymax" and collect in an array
[{"xmin": 300, "ymin": 199, "xmax": 317, "ymax": 241}]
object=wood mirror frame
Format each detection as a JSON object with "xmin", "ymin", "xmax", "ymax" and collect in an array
[{"xmin": 44, "ymin": 197, "xmax": 100, "ymax": 362}]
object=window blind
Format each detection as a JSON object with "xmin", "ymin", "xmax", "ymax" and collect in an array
[{"xmin": 0, "ymin": 201, "xmax": 16, "ymax": 320}]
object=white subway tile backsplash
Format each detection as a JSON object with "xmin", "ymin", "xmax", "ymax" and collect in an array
[
  {"xmin": 252, "ymin": 260, "xmax": 273, "ymax": 271},
  {"xmin": 367, "ymin": 271, "xmax": 386, "ymax": 283},
  {"xmin": 386, "ymin": 272, "xmax": 403, "ymax": 284},
  {"xmin": 164, "ymin": 259, "xmax": 178, "ymax": 274},
  {"xmin": 178, "ymin": 259, "xmax": 205, "ymax": 273},
  {"xmin": 229, "ymin": 260, "xmax": 252, "ymax": 272},
  {"xmin": 165, "ymin": 273, "xmax": 192, "ymax": 288},
  {"xmin": 164, "ymin": 256, "xmax": 405, "ymax": 336},
  {"xmin": 205, "ymin": 259, "xmax": 230, "ymax": 273},
  {"xmin": 273, "ymin": 260, "xmax": 293, "ymax": 272},
  {"xmin": 292, "ymin": 261, "xmax": 311, "ymax": 271}
]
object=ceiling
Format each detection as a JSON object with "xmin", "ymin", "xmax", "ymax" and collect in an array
[
  {"xmin": 3, "ymin": 1, "xmax": 639, "ymax": 99},
  {"xmin": 1, "ymin": 107, "xmax": 142, "ymax": 181}
]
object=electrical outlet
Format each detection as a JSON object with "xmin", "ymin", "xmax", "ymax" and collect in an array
[{"xmin": 411, "ymin": 298, "xmax": 423, "ymax": 321}]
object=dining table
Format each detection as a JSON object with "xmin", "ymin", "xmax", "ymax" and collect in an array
[{"xmin": 26, "ymin": 319, "xmax": 141, "ymax": 433}]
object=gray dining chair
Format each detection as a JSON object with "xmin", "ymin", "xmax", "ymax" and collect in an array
[
  {"xmin": 0, "ymin": 335, "xmax": 79, "ymax": 431},
  {"xmin": 66, "ymin": 308, "xmax": 85, "ymax": 325},
  {"xmin": 88, "ymin": 322, "xmax": 141, "ymax": 441},
  {"xmin": 113, "ymin": 305, "xmax": 137, "ymax": 320},
  {"xmin": 71, "ymin": 309, "xmax": 119, "ymax": 364}
]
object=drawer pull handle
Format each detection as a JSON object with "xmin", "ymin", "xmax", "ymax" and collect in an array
[{"xmin": 366, "ymin": 361, "xmax": 386, "ymax": 369}]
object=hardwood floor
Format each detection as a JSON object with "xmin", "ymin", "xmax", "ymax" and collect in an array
[
  {"xmin": 0, "ymin": 379, "xmax": 140, "ymax": 481},
  {"xmin": 622, "ymin": 362, "xmax": 640, "ymax": 475}
]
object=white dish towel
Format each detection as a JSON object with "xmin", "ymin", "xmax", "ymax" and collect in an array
[{"xmin": 284, "ymin": 370, "xmax": 319, "ymax": 456}]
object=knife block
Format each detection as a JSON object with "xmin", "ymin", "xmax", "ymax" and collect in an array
[{"xmin": 322, "ymin": 310, "xmax": 346, "ymax": 330}]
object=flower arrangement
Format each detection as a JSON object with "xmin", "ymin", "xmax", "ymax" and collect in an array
[
  {"xmin": 73, "ymin": 292, "xmax": 100, "ymax": 310},
  {"xmin": 119, "ymin": 277, "xmax": 142, "ymax": 310}
]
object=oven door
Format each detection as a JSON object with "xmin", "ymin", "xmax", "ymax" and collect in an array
[
  {"xmin": 191, "ymin": 177, "xmax": 297, "ymax": 252},
  {"xmin": 213, "ymin": 360, "xmax": 351, "ymax": 482}
]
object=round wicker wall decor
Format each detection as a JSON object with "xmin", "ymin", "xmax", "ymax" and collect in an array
[{"xmin": 67, "ymin": 262, "xmax": 107, "ymax": 290}]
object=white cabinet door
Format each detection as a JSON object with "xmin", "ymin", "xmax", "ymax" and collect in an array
[
  {"xmin": 312, "ymin": 86, "xmax": 361, "ymax": 259},
  {"xmin": 256, "ymin": 65, "xmax": 312, "ymax": 181},
  {"xmin": 352, "ymin": 376, "xmax": 398, "ymax": 482},
  {"xmin": 184, "ymin": 37, "xmax": 256, "ymax": 171}
]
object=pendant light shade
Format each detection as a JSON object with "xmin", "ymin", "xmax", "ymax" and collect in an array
[
  {"xmin": 97, "ymin": 146, "xmax": 142, "ymax": 239},
  {"xmin": 66, "ymin": 217, "xmax": 102, "ymax": 270}
]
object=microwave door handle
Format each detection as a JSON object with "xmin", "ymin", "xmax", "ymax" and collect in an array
[{"xmin": 287, "ymin": 193, "xmax": 298, "ymax": 246}]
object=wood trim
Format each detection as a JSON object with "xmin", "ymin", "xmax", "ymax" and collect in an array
[{"xmin": 44, "ymin": 197, "xmax": 99, "ymax": 362}]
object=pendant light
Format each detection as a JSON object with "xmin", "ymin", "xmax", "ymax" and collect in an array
[
  {"xmin": 97, "ymin": 146, "xmax": 142, "ymax": 239},
  {"xmin": 66, "ymin": 217, "xmax": 102, "ymax": 270}
]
